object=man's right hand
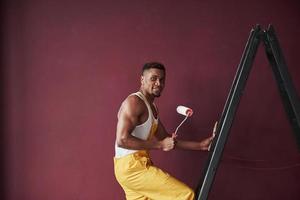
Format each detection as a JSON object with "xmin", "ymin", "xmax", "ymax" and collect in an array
[{"xmin": 160, "ymin": 137, "xmax": 175, "ymax": 151}]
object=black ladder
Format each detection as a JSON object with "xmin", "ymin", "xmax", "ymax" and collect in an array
[{"xmin": 195, "ymin": 24, "xmax": 300, "ymax": 200}]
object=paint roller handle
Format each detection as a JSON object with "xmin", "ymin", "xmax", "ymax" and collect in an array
[{"xmin": 172, "ymin": 132, "xmax": 177, "ymax": 139}]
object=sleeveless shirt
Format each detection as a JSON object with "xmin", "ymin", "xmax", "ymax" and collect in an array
[{"xmin": 115, "ymin": 91, "xmax": 159, "ymax": 158}]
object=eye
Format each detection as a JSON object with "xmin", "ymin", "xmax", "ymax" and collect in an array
[{"xmin": 150, "ymin": 76, "xmax": 157, "ymax": 81}]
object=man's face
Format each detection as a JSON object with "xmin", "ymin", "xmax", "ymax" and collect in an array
[{"xmin": 141, "ymin": 68, "xmax": 166, "ymax": 97}]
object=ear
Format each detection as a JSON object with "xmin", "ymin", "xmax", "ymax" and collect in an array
[{"xmin": 140, "ymin": 75, "xmax": 145, "ymax": 85}]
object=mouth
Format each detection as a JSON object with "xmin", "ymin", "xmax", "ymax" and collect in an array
[
  {"xmin": 153, "ymin": 87, "xmax": 161, "ymax": 92},
  {"xmin": 152, "ymin": 87, "xmax": 162, "ymax": 96}
]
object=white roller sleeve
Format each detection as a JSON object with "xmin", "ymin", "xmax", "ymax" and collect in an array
[{"xmin": 176, "ymin": 105, "xmax": 193, "ymax": 116}]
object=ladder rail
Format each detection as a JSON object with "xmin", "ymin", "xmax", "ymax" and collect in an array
[{"xmin": 196, "ymin": 25, "xmax": 262, "ymax": 200}]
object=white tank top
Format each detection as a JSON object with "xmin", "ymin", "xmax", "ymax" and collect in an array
[{"xmin": 114, "ymin": 91, "xmax": 159, "ymax": 158}]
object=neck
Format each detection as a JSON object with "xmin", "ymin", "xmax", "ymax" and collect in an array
[{"xmin": 139, "ymin": 88, "xmax": 154, "ymax": 103}]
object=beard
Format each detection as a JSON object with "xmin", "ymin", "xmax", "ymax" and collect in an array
[{"xmin": 153, "ymin": 88, "xmax": 162, "ymax": 97}]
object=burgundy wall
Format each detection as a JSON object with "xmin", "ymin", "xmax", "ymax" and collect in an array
[{"xmin": 2, "ymin": 0, "xmax": 300, "ymax": 199}]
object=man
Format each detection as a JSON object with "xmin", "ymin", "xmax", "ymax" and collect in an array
[{"xmin": 114, "ymin": 62, "xmax": 215, "ymax": 200}]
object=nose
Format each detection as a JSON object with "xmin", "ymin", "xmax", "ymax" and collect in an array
[{"xmin": 155, "ymin": 79, "xmax": 162, "ymax": 86}]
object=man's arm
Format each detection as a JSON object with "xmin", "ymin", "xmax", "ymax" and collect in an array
[
  {"xmin": 116, "ymin": 96, "xmax": 174, "ymax": 151},
  {"xmin": 175, "ymin": 136, "xmax": 215, "ymax": 151},
  {"xmin": 156, "ymin": 119, "xmax": 215, "ymax": 151}
]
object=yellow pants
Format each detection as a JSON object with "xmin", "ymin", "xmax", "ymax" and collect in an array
[{"xmin": 114, "ymin": 151, "xmax": 195, "ymax": 200}]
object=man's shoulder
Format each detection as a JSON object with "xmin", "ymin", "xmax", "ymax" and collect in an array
[
  {"xmin": 121, "ymin": 93, "xmax": 146, "ymax": 113},
  {"xmin": 124, "ymin": 93, "xmax": 144, "ymax": 107}
]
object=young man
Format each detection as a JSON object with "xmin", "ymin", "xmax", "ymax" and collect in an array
[{"xmin": 114, "ymin": 62, "xmax": 215, "ymax": 200}]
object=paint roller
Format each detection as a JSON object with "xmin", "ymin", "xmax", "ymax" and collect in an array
[
  {"xmin": 174, "ymin": 105, "xmax": 218, "ymax": 151},
  {"xmin": 173, "ymin": 105, "xmax": 193, "ymax": 137}
]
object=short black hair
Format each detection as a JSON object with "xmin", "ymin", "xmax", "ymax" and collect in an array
[{"xmin": 142, "ymin": 62, "xmax": 166, "ymax": 75}]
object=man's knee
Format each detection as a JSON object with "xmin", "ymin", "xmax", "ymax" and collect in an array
[
  {"xmin": 188, "ymin": 189, "xmax": 195, "ymax": 200},
  {"xmin": 181, "ymin": 186, "xmax": 195, "ymax": 200}
]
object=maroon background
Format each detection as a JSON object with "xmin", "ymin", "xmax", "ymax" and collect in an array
[{"xmin": 2, "ymin": 0, "xmax": 300, "ymax": 199}]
